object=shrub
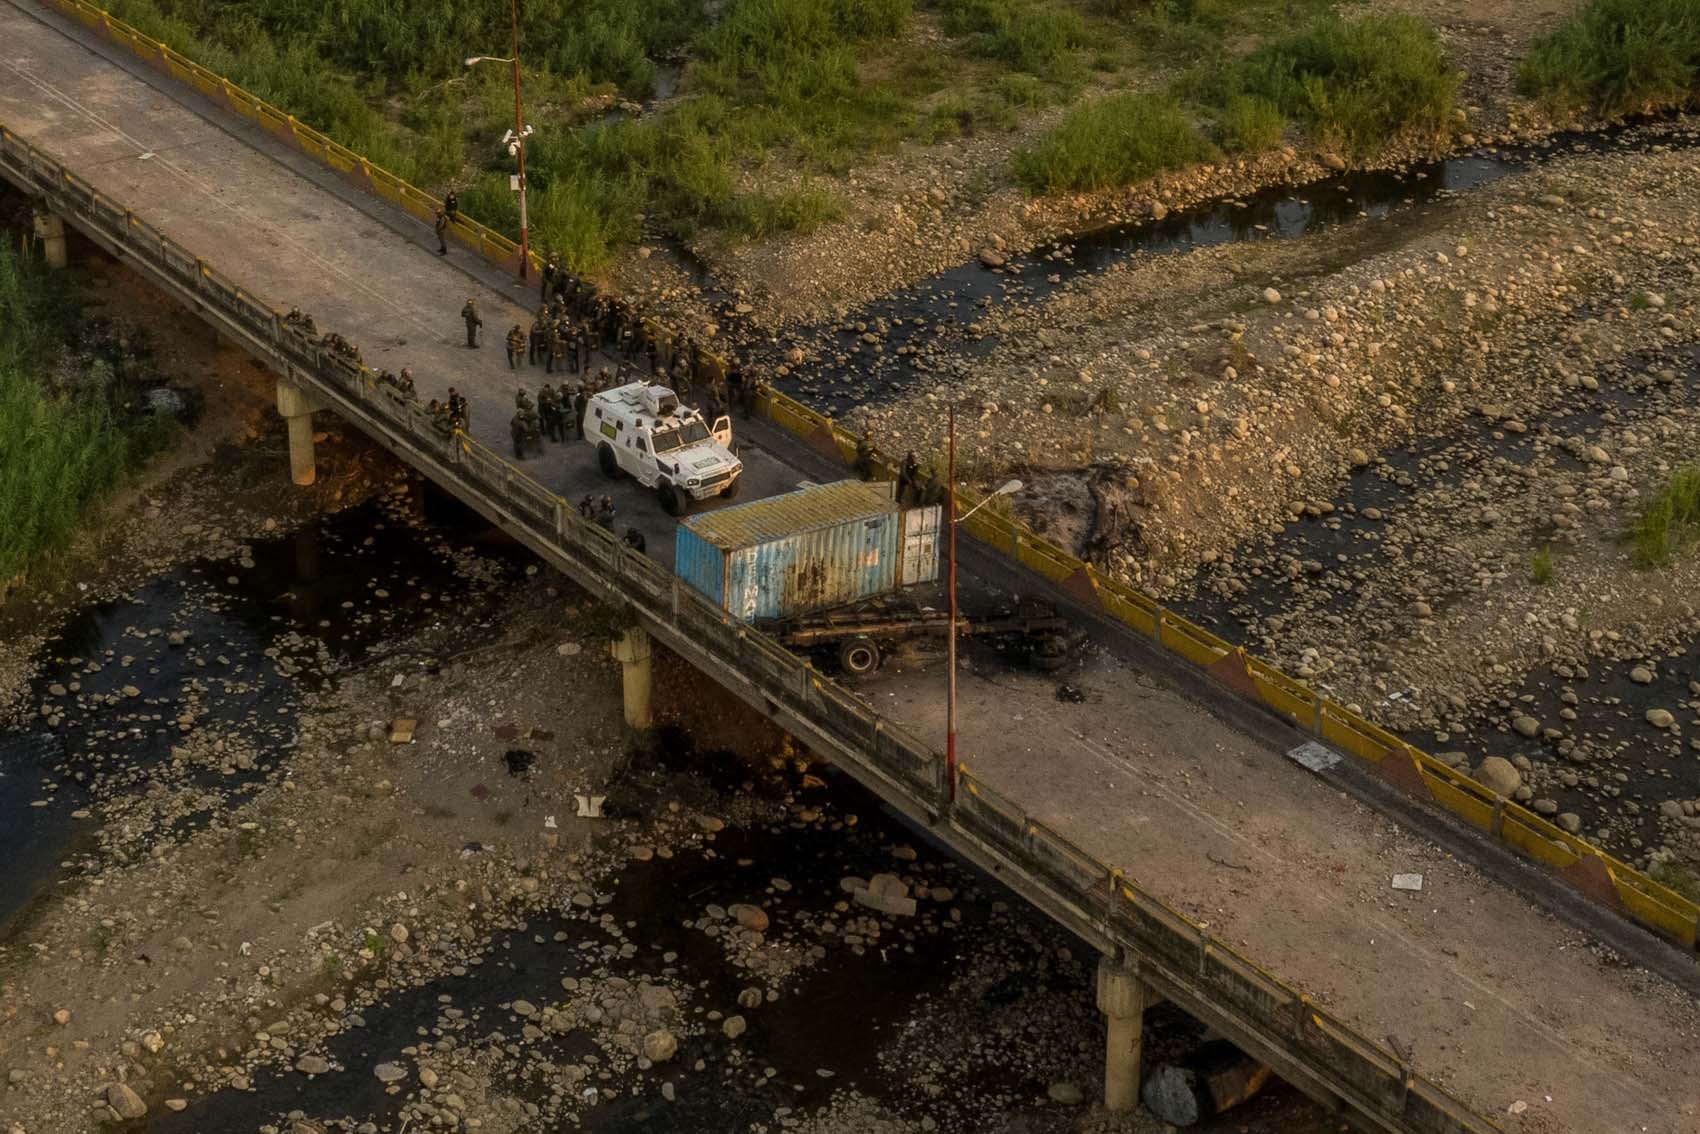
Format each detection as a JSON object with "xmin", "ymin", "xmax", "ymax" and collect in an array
[
  {"xmin": 1219, "ymin": 94, "xmax": 1286, "ymax": 151},
  {"xmin": 939, "ymin": 0, "xmax": 1087, "ymax": 75},
  {"xmin": 1013, "ymin": 92, "xmax": 1217, "ymax": 193},
  {"xmin": 1529, "ymin": 545, "xmax": 1554, "ymax": 585},
  {"xmin": 0, "ymin": 245, "xmax": 137, "ymax": 582},
  {"xmin": 1234, "ymin": 12, "xmax": 1460, "ymax": 155},
  {"xmin": 1629, "ymin": 464, "xmax": 1700, "ymax": 568},
  {"xmin": 1519, "ymin": 0, "xmax": 1700, "ymax": 116}
]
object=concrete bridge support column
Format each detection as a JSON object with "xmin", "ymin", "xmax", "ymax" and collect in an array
[
  {"xmin": 275, "ymin": 380, "xmax": 326, "ymax": 487},
  {"xmin": 611, "ymin": 626, "xmax": 654, "ymax": 730},
  {"xmin": 1097, "ymin": 955, "xmax": 1151, "ymax": 1112},
  {"xmin": 32, "ymin": 210, "xmax": 68, "ymax": 269}
]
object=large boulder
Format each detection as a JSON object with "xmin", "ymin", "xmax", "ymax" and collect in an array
[{"xmin": 1473, "ymin": 756, "xmax": 1522, "ymax": 797}]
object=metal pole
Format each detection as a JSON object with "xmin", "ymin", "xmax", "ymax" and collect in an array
[
  {"xmin": 946, "ymin": 403, "xmax": 958, "ymax": 803},
  {"xmin": 508, "ymin": 0, "xmax": 529, "ymax": 280}
]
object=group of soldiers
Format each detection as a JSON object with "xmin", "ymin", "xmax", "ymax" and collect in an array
[
  {"xmin": 508, "ymin": 384, "xmax": 587, "ymax": 458},
  {"xmin": 426, "ymin": 388, "xmax": 470, "ymax": 434}
]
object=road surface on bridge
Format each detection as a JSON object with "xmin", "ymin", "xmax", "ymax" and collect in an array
[{"xmin": 3, "ymin": 4, "xmax": 1698, "ymax": 1131}]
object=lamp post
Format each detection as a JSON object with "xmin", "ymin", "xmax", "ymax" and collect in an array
[
  {"xmin": 944, "ymin": 399, "xmax": 1022, "ymax": 803},
  {"xmin": 465, "ymin": 0, "xmax": 531, "ymax": 279}
]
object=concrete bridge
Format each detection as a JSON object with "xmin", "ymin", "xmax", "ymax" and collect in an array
[{"xmin": 4, "ymin": 3, "xmax": 1699, "ymax": 1131}]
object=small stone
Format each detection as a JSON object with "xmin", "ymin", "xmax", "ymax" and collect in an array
[
  {"xmin": 723, "ymin": 1015, "xmax": 747, "ymax": 1040},
  {"xmin": 295, "ymin": 1055, "xmax": 331, "ymax": 1076},
  {"xmin": 52, "ymin": 1009, "xmax": 71, "ymax": 1026},
  {"xmin": 1630, "ymin": 666, "xmax": 1654, "ymax": 685},
  {"xmin": 1262, "ymin": 287, "xmax": 1281, "ymax": 305},
  {"xmin": 729, "ymin": 903, "xmax": 769, "ymax": 932},
  {"xmin": 373, "ymin": 1062, "xmax": 407, "ymax": 1084},
  {"xmin": 388, "ymin": 923, "xmax": 409, "ymax": 944},
  {"xmin": 642, "ymin": 1030, "xmax": 678, "ymax": 1063},
  {"xmin": 1047, "ymin": 1081, "xmax": 1085, "ymax": 1105},
  {"xmin": 1647, "ymin": 708, "xmax": 1676, "ymax": 730},
  {"xmin": 1511, "ymin": 715, "xmax": 1540, "ymax": 739},
  {"xmin": 105, "ymin": 1083, "xmax": 147, "ymax": 1121},
  {"xmin": 419, "ymin": 1068, "xmax": 440, "ymax": 1089},
  {"xmin": 512, "ymin": 1000, "xmax": 537, "ymax": 1018}
]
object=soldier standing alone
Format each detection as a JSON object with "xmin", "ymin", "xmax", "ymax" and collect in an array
[{"xmin": 461, "ymin": 299, "xmax": 482, "ymax": 349}]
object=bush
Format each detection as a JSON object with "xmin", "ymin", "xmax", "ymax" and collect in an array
[
  {"xmin": 1235, "ymin": 12, "xmax": 1460, "ymax": 156},
  {"xmin": 1629, "ymin": 464, "xmax": 1700, "ymax": 568},
  {"xmin": 1529, "ymin": 545, "xmax": 1554, "ymax": 585},
  {"xmin": 1219, "ymin": 94, "xmax": 1286, "ymax": 151},
  {"xmin": 1013, "ymin": 92, "xmax": 1217, "ymax": 193},
  {"xmin": 0, "ymin": 245, "xmax": 136, "ymax": 582},
  {"xmin": 939, "ymin": 0, "xmax": 1087, "ymax": 76},
  {"xmin": 1519, "ymin": 0, "xmax": 1700, "ymax": 116}
]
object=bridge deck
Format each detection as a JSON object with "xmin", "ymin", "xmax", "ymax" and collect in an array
[{"xmin": 2, "ymin": 4, "xmax": 1697, "ymax": 1132}]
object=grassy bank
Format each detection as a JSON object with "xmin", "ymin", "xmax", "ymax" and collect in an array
[
  {"xmin": 1520, "ymin": 0, "xmax": 1700, "ymax": 117},
  {"xmin": 0, "ymin": 242, "xmax": 148, "ymax": 584},
  {"xmin": 1629, "ymin": 464, "xmax": 1700, "ymax": 568},
  {"xmin": 1015, "ymin": 9, "xmax": 1460, "ymax": 193}
]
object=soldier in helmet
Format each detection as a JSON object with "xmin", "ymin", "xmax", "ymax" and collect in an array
[
  {"xmin": 460, "ymin": 298, "xmax": 482, "ymax": 348},
  {"xmin": 595, "ymin": 495, "xmax": 616, "ymax": 530},
  {"xmin": 538, "ymin": 384, "xmax": 563, "ymax": 443},
  {"xmin": 506, "ymin": 323, "xmax": 526, "ymax": 370}
]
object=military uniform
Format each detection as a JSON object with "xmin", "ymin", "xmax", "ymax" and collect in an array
[
  {"xmin": 461, "ymin": 300, "xmax": 482, "ymax": 348},
  {"xmin": 506, "ymin": 325, "xmax": 526, "ymax": 369}
]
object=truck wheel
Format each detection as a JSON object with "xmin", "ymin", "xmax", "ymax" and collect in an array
[
  {"xmin": 659, "ymin": 483, "xmax": 688, "ymax": 517},
  {"xmin": 720, "ymin": 476, "xmax": 741, "ymax": 500},
  {"xmin": 838, "ymin": 638, "xmax": 881, "ymax": 677},
  {"xmin": 1033, "ymin": 633, "xmax": 1071, "ymax": 671},
  {"xmin": 597, "ymin": 443, "xmax": 621, "ymax": 479}
]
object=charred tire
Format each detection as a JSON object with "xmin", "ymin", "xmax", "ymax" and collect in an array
[
  {"xmin": 659, "ymin": 483, "xmax": 688, "ymax": 517},
  {"xmin": 597, "ymin": 443, "xmax": 621, "ymax": 479},
  {"xmin": 1033, "ymin": 633, "xmax": 1071, "ymax": 671},
  {"xmin": 838, "ymin": 638, "xmax": 882, "ymax": 677}
]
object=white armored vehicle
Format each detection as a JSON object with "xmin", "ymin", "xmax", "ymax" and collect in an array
[{"xmin": 585, "ymin": 381, "xmax": 741, "ymax": 515}]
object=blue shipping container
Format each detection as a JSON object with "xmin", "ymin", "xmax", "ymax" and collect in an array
[{"xmin": 675, "ymin": 481, "xmax": 940, "ymax": 621}]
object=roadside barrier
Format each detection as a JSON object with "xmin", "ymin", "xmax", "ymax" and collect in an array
[
  {"xmin": 0, "ymin": 117, "xmax": 1499, "ymax": 1133},
  {"xmin": 42, "ymin": 0, "xmax": 1694, "ymax": 952}
]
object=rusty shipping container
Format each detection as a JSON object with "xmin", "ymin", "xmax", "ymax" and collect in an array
[{"xmin": 675, "ymin": 480, "xmax": 941, "ymax": 621}]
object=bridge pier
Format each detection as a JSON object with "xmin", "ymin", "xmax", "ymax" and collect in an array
[
  {"xmin": 1097, "ymin": 955, "xmax": 1151, "ymax": 1112},
  {"xmin": 275, "ymin": 379, "xmax": 326, "ymax": 486},
  {"xmin": 32, "ymin": 209, "xmax": 68, "ymax": 269},
  {"xmin": 610, "ymin": 626, "xmax": 654, "ymax": 730}
]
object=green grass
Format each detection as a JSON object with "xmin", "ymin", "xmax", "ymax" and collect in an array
[
  {"xmin": 1651, "ymin": 859, "xmax": 1700, "ymax": 903},
  {"xmin": 1012, "ymin": 92, "xmax": 1217, "ymax": 192},
  {"xmin": 0, "ymin": 242, "xmax": 144, "ymax": 585},
  {"xmin": 1629, "ymin": 464, "xmax": 1700, "ymax": 568},
  {"xmin": 1218, "ymin": 94, "xmax": 1287, "ymax": 152},
  {"xmin": 1519, "ymin": 0, "xmax": 1700, "ymax": 117},
  {"xmin": 1529, "ymin": 545, "xmax": 1554, "ymax": 585},
  {"xmin": 939, "ymin": 0, "xmax": 1089, "ymax": 78}
]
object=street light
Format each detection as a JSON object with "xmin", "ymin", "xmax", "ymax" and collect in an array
[
  {"xmin": 945, "ymin": 402, "xmax": 1022, "ymax": 802},
  {"xmin": 465, "ymin": 0, "xmax": 532, "ymax": 280}
]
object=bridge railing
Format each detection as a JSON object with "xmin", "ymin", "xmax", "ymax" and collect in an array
[{"xmin": 0, "ymin": 115, "xmax": 1503, "ymax": 1134}]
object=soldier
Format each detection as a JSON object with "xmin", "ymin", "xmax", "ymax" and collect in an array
[
  {"xmin": 897, "ymin": 451, "xmax": 921, "ymax": 506},
  {"xmin": 506, "ymin": 324, "xmax": 526, "ymax": 369},
  {"xmin": 595, "ymin": 495, "xmax": 616, "ymax": 531},
  {"xmin": 447, "ymin": 387, "xmax": 468, "ymax": 430},
  {"xmin": 551, "ymin": 264, "xmax": 570, "ymax": 305},
  {"xmin": 510, "ymin": 410, "xmax": 537, "ymax": 459},
  {"xmin": 433, "ymin": 208, "xmax": 448, "ymax": 256},
  {"xmin": 623, "ymin": 527, "xmax": 647, "ymax": 555},
  {"xmin": 572, "ymin": 385, "xmax": 588, "ymax": 439},
  {"xmin": 579, "ymin": 494, "xmax": 596, "ymax": 521},
  {"xmin": 540, "ymin": 255, "xmax": 557, "ymax": 302},
  {"xmin": 644, "ymin": 331, "xmax": 659, "ymax": 375},
  {"xmin": 515, "ymin": 387, "xmax": 535, "ymax": 416},
  {"xmin": 461, "ymin": 299, "xmax": 482, "ymax": 348},
  {"xmin": 443, "ymin": 188, "xmax": 459, "ymax": 223},
  {"xmin": 538, "ymin": 384, "xmax": 563, "ymax": 442},
  {"xmin": 670, "ymin": 352, "xmax": 692, "ymax": 402},
  {"xmin": 726, "ymin": 363, "xmax": 749, "ymax": 419},
  {"xmin": 427, "ymin": 399, "xmax": 451, "ymax": 434},
  {"xmin": 398, "ymin": 367, "xmax": 416, "ymax": 396},
  {"xmin": 565, "ymin": 326, "xmax": 581, "ymax": 376},
  {"xmin": 529, "ymin": 311, "xmax": 548, "ymax": 366},
  {"xmin": 853, "ymin": 433, "xmax": 878, "ymax": 481},
  {"xmin": 549, "ymin": 325, "xmax": 568, "ymax": 375},
  {"xmin": 919, "ymin": 467, "xmax": 946, "ymax": 507}
]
